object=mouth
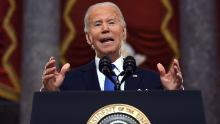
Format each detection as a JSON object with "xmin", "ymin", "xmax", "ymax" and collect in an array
[{"xmin": 100, "ymin": 37, "xmax": 114, "ymax": 43}]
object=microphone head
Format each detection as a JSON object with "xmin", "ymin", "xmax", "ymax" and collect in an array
[
  {"xmin": 123, "ymin": 56, "xmax": 137, "ymax": 74},
  {"xmin": 99, "ymin": 56, "xmax": 112, "ymax": 76},
  {"xmin": 99, "ymin": 56, "xmax": 116, "ymax": 85}
]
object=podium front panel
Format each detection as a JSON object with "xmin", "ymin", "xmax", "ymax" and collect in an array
[{"xmin": 31, "ymin": 91, "xmax": 205, "ymax": 124}]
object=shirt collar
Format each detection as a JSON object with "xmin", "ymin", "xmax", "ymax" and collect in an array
[{"xmin": 95, "ymin": 56, "xmax": 123, "ymax": 72}]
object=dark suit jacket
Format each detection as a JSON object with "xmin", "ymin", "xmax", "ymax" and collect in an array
[{"xmin": 60, "ymin": 60, "xmax": 163, "ymax": 91}]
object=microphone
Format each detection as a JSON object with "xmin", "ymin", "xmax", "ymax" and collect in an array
[
  {"xmin": 98, "ymin": 56, "xmax": 115, "ymax": 84},
  {"xmin": 120, "ymin": 56, "xmax": 137, "ymax": 83}
]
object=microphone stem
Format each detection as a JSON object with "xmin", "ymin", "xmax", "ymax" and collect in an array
[{"xmin": 115, "ymin": 75, "xmax": 121, "ymax": 91}]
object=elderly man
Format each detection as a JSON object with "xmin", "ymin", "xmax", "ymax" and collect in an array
[{"xmin": 41, "ymin": 2, "xmax": 183, "ymax": 91}]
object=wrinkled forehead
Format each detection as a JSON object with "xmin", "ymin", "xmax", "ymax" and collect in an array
[{"xmin": 87, "ymin": 5, "xmax": 120, "ymax": 22}]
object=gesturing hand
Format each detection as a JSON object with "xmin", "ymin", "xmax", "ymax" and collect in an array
[
  {"xmin": 42, "ymin": 57, "xmax": 70, "ymax": 91},
  {"xmin": 157, "ymin": 59, "xmax": 184, "ymax": 90}
]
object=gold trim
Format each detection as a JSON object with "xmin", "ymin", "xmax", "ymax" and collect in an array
[
  {"xmin": 0, "ymin": 84, "xmax": 19, "ymax": 101},
  {"xmin": 161, "ymin": 0, "xmax": 180, "ymax": 59},
  {"xmin": 60, "ymin": 0, "xmax": 77, "ymax": 64},
  {"xmin": 87, "ymin": 104, "xmax": 151, "ymax": 124},
  {"xmin": 1, "ymin": 0, "xmax": 20, "ymax": 101}
]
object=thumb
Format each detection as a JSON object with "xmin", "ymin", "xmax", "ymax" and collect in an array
[
  {"xmin": 60, "ymin": 63, "xmax": 70, "ymax": 76},
  {"xmin": 157, "ymin": 63, "xmax": 166, "ymax": 76}
]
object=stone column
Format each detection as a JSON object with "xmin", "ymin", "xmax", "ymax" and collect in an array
[
  {"xmin": 21, "ymin": 0, "xmax": 60, "ymax": 124},
  {"xmin": 180, "ymin": 0, "xmax": 220, "ymax": 124}
]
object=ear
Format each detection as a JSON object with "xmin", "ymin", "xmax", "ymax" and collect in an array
[
  {"xmin": 85, "ymin": 32, "xmax": 93, "ymax": 45},
  {"xmin": 122, "ymin": 28, "xmax": 127, "ymax": 41}
]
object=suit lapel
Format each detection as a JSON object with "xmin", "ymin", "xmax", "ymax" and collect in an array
[
  {"xmin": 80, "ymin": 60, "xmax": 143, "ymax": 91},
  {"xmin": 124, "ymin": 69, "xmax": 142, "ymax": 90},
  {"xmin": 82, "ymin": 60, "xmax": 101, "ymax": 90}
]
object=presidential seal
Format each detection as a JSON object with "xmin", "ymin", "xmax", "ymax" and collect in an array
[{"xmin": 87, "ymin": 104, "xmax": 151, "ymax": 124}]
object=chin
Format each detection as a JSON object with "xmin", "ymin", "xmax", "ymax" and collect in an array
[{"xmin": 98, "ymin": 46, "xmax": 119, "ymax": 55}]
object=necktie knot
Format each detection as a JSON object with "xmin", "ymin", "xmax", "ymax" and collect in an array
[
  {"xmin": 111, "ymin": 64, "xmax": 116, "ymax": 75},
  {"xmin": 111, "ymin": 64, "xmax": 115, "ymax": 68}
]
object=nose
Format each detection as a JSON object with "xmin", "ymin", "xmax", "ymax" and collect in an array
[{"xmin": 101, "ymin": 23, "xmax": 110, "ymax": 34}]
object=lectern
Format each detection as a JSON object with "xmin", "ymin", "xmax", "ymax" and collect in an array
[{"xmin": 31, "ymin": 91, "xmax": 205, "ymax": 124}]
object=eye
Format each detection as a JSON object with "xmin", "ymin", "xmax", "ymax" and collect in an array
[
  {"xmin": 108, "ymin": 20, "xmax": 115, "ymax": 25},
  {"xmin": 94, "ymin": 22, "xmax": 102, "ymax": 27}
]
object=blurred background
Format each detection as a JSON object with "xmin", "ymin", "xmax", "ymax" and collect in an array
[{"xmin": 0, "ymin": 0, "xmax": 219, "ymax": 124}]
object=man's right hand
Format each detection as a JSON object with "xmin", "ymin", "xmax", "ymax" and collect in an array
[{"xmin": 41, "ymin": 57, "xmax": 70, "ymax": 91}]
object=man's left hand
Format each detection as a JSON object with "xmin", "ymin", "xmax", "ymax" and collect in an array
[{"xmin": 157, "ymin": 59, "xmax": 184, "ymax": 90}]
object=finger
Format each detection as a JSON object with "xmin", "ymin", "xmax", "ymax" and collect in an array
[
  {"xmin": 176, "ymin": 81, "xmax": 183, "ymax": 89},
  {"xmin": 176, "ymin": 72, "xmax": 183, "ymax": 81},
  {"xmin": 45, "ymin": 59, "xmax": 56, "ymax": 69},
  {"xmin": 42, "ymin": 74, "xmax": 55, "ymax": 83},
  {"xmin": 49, "ymin": 56, "xmax": 55, "ymax": 61},
  {"xmin": 157, "ymin": 63, "xmax": 166, "ymax": 76},
  {"xmin": 173, "ymin": 59, "xmax": 181, "ymax": 72},
  {"xmin": 43, "ymin": 67, "xmax": 56, "ymax": 75},
  {"xmin": 174, "ymin": 65, "xmax": 181, "ymax": 74},
  {"xmin": 45, "ymin": 56, "xmax": 55, "ymax": 69},
  {"xmin": 166, "ymin": 63, "xmax": 176, "ymax": 77},
  {"xmin": 176, "ymin": 72, "xmax": 183, "ymax": 85},
  {"xmin": 180, "ymin": 85, "xmax": 184, "ymax": 90},
  {"xmin": 60, "ymin": 63, "xmax": 70, "ymax": 76}
]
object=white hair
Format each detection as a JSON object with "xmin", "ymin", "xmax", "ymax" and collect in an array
[{"xmin": 84, "ymin": 2, "xmax": 126, "ymax": 33}]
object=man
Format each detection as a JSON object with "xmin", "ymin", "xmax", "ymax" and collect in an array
[{"xmin": 41, "ymin": 2, "xmax": 183, "ymax": 91}]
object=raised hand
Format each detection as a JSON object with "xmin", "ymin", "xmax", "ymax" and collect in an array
[
  {"xmin": 41, "ymin": 57, "xmax": 70, "ymax": 91},
  {"xmin": 157, "ymin": 59, "xmax": 184, "ymax": 90}
]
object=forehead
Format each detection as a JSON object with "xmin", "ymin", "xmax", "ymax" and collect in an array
[{"xmin": 88, "ymin": 6, "xmax": 119, "ymax": 21}]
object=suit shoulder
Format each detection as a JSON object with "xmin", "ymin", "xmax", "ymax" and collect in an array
[
  {"xmin": 60, "ymin": 60, "xmax": 96, "ymax": 90},
  {"xmin": 137, "ymin": 67, "xmax": 163, "ymax": 89},
  {"xmin": 67, "ymin": 60, "xmax": 95, "ymax": 74},
  {"xmin": 137, "ymin": 67, "xmax": 160, "ymax": 77}
]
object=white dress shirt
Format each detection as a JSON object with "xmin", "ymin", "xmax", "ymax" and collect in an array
[{"xmin": 95, "ymin": 56, "xmax": 125, "ymax": 91}]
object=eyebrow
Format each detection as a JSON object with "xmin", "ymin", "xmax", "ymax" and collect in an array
[
  {"xmin": 92, "ymin": 16, "xmax": 117, "ymax": 22},
  {"xmin": 107, "ymin": 18, "xmax": 116, "ymax": 22},
  {"xmin": 92, "ymin": 20, "xmax": 101, "ymax": 23}
]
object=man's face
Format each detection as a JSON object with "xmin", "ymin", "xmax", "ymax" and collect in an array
[{"xmin": 86, "ymin": 6, "xmax": 126, "ymax": 59}]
